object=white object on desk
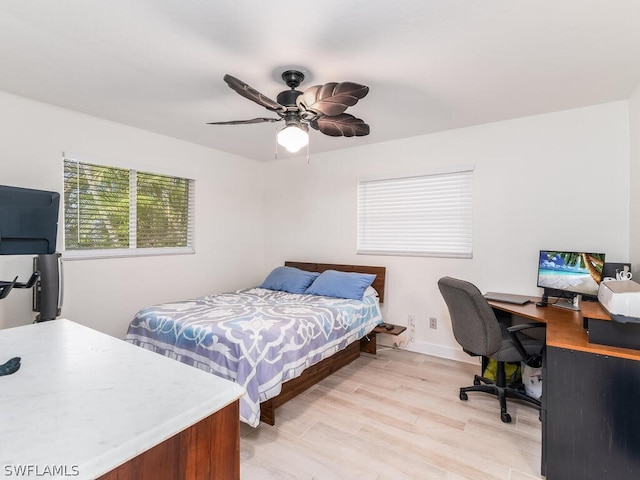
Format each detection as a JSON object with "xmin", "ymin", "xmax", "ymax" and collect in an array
[
  {"xmin": 598, "ymin": 279, "xmax": 640, "ymax": 323},
  {"xmin": 0, "ymin": 319, "xmax": 245, "ymax": 479}
]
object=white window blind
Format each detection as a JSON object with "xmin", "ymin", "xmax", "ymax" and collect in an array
[
  {"xmin": 357, "ymin": 169, "xmax": 473, "ymax": 258},
  {"xmin": 63, "ymin": 156, "xmax": 195, "ymax": 258}
]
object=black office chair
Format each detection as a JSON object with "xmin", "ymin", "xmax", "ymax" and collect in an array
[{"xmin": 437, "ymin": 276, "xmax": 545, "ymax": 423}]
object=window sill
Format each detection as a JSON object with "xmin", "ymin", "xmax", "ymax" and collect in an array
[{"xmin": 62, "ymin": 247, "xmax": 195, "ymax": 261}]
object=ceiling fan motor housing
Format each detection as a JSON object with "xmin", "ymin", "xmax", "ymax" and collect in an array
[
  {"xmin": 277, "ymin": 88, "xmax": 302, "ymax": 107},
  {"xmin": 277, "ymin": 70, "xmax": 305, "ymax": 108}
]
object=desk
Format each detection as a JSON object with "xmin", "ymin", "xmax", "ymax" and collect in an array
[{"xmin": 488, "ymin": 299, "xmax": 640, "ymax": 480}]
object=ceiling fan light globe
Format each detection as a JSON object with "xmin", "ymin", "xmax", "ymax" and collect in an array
[{"xmin": 277, "ymin": 125, "xmax": 309, "ymax": 153}]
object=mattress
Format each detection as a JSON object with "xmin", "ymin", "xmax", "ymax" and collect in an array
[{"xmin": 125, "ymin": 287, "xmax": 383, "ymax": 426}]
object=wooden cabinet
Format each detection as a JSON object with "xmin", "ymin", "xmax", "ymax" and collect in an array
[
  {"xmin": 0, "ymin": 320, "xmax": 244, "ymax": 480},
  {"xmin": 98, "ymin": 401, "xmax": 240, "ymax": 480}
]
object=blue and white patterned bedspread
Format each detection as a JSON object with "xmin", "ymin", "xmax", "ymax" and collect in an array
[{"xmin": 125, "ymin": 288, "xmax": 383, "ymax": 426}]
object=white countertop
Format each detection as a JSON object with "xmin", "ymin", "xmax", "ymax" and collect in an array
[{"xmin": 0, "ymin": 319, "xmax": 245, "ymax": 479}]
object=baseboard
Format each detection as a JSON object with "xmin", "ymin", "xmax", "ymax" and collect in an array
[{"xmin": 378, "ymin": 338, "xmax": 478, "ymax": 365}]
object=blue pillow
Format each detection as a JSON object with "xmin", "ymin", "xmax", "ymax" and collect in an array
[
  {"xmin": 259, "ymin": 266, "xmax": 319, "ymax": 294},
  {"xmin": 305, "ymin": 270, "xmax": 376, "ymax": 300}
]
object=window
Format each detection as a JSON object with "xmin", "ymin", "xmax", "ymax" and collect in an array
[
  {"xmin": 63, "ymin": 155, "xmax": 194, "ymax": 258},
  {"xmin": 357, "ymin": 168, "xmax": 473, "ymax": 258}
]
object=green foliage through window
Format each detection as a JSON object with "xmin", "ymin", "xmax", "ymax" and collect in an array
[
  {"xmin": 64, "ymin": 158, "xmax": 194, "ymax": 254},
  {"xmin": 137, "ymin": 172, "xmax": 190, "ymax": 248}
]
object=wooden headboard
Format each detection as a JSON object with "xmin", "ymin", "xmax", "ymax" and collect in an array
[{"xmin": 284, "ymin": 261, "xmax": 386, "ymax": 304}]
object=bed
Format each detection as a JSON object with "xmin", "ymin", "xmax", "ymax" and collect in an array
[{"xmin": 125, "ymin": 262, "xmax": 386, "ymax": 426}]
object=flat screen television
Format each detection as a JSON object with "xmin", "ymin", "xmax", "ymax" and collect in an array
[
  {"xmin": 0, "ymin": 185, "xmax": 60, "ymax": 255},
  {"xmin": 537, "ymin": 250, "xmax": 606, "ymax": 308}
]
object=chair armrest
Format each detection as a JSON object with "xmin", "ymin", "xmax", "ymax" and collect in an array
[
  {"xmin": 507, "ymin": 322, "xmax": 547, "ymax": 333},
  {"xmin": 506, "ymin": 323, "xmax": 546, "ymax": 365}
]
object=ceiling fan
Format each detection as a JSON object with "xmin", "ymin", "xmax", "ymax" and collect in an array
[{"xmin": 207, "ymin": 70, "xmax": 370, "ymax": 153}]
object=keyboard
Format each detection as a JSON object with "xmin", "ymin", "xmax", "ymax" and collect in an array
[{"xmin": 483, "ymin": 292, "xmax": 531, "ymax": 305}]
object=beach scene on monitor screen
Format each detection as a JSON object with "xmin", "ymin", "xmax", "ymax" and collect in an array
[{"xmin": 538, "ymin": 252, "xmax": 602, "ymax": 296}]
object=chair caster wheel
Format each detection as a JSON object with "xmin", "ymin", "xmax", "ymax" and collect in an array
[
  {"xmin": 501, "ymin": 412, "xmax": 512, "ymax": 423},
  {"xmin": 460, "ymin": 391, "xmax": 468, "ymax": 401}
]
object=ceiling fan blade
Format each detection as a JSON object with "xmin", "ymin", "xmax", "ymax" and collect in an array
[
  {"xmin": 223, "ymin": 74, "xmax": 285, "ymax": 113},
  {"xmin": 207, "ymin": 117, "xmax": 281, "ymax": 125},
  {"xmin": 311, "ymin": 113, "xmax": 370, "ymax": 137},
  {"xmin": 297, "ymin": 82, "xmax": 369, "ymax": 117}
]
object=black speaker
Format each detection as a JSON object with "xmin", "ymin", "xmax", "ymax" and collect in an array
[{"xmin": 33, "ymin": 253, "xmax": 63, "ymax": 322}]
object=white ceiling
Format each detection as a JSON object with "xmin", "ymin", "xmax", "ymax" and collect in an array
[{"xmin": 1, "ymin": 1, "xmax": 640, "ymax": 161}]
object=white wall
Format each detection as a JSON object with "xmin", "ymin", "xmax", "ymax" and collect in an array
[
  {"xmin": 0, "ymin": 90, "xmax": 632, "ymax": 362},
  {"xmin": 629, "ymin": 83, "xmax": 640, "ymax": 271},
  {"xmin": 0, "ymin": 91, "xmax": 266, "ymax": 338},
  {"xmin": 263, "ymin": 101, "xmax": 630, "ymax": 361}
]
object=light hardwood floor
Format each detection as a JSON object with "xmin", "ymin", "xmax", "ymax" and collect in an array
[{"xmin": 240, "ymin": 347, "xmax": 543, "ymax": 480}]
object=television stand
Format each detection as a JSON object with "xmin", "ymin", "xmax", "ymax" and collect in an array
[{"xmin": 552, "ymin": 295, "xmax": 581, "ymax": 311}]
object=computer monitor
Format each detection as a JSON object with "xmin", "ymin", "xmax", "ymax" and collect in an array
[
  {"xmin": 0, "ymin": 185, "xmax": 60, "ymax": 255},
  {"xmin": 537, "ymin": 250, "xmax": 605, "ymax": 309}
]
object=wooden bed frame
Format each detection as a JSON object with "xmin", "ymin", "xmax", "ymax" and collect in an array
[{"xmin": 259, "ymin": 261, "xmax": 386, "ymax": 425}]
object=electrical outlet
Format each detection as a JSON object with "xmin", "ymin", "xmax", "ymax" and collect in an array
[
  {"xmin": 429, "ymin": 317, "xmax": 437, "ymax": 329},
  {"xmin": 407, "ymin": 315, "xmax": 416, "ymax": 344}
]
